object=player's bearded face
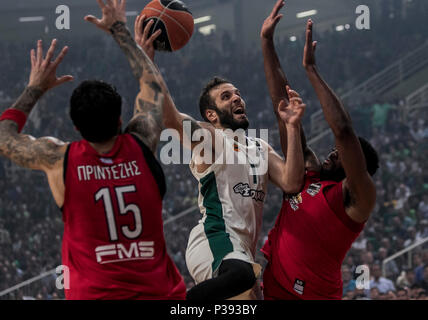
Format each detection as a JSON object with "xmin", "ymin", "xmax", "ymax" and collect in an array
[
  {"xmin": 211, "ymin": 84, "xmax": 249, "ymax": 130},
  {"xmin": 214, "ymin": 105, "xmax": 249, "ymax": 131},
  {"xmin": 320, "ymin": 147, "xmax": 345, "ymax": 182}
]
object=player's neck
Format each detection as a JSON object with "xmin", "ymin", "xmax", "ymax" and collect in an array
[{"xmin": 89, "ymin": 136, "xmax": 118, "ymax": 155}]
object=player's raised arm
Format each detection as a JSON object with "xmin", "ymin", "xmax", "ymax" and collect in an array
[
  {"xmin": 0, "ymin": 39, "xmax": 73, "ymax": 171},
  {"xmin": 267, "ymin": 87, "xmax": 305, "ymax": 194},
  {"xmin": 261, "ymin": 0, "xmax": 288, "ymax": 108},
  {"xmin": 85, "ymin": 0, "xmax": 166, "ymax": 153},
  {"xmin": 133, "ymin": 10, "xmax": 216, "ymax": 152},
  {"xmin": 261, "ymin": 0, "xmax": 318, "ymax": 171},
  {"xmin": 303, "ymin": 19, "xmax": 376, "ymax": 222},
  {"xmin": 261, "ymin": 0, "xmax": 289, "ymax": 157}
]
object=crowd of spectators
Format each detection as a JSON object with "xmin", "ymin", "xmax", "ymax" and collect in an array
[{"xmin": 0, "ymin": 0, "xmax": 427, "ymax": 299}]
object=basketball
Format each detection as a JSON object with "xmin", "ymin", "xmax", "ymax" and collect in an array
[{"xmin": 139, "ymin": 0, "xmax": 194, "ymax": 51}]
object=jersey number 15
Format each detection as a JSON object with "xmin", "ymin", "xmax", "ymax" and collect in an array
[{"xmin": 95, "ymin": 185, "xmax": 142, "ymax": 241}]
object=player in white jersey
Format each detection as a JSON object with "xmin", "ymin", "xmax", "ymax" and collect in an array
[
  {"xmin": 134, "ymin": 20, "xmax": 307, "ymax": 299},
  {"xmin": 186, "ymin": 128, "xmax": 269, "ymax": 285},
  {"xmin": 180, "ymin": 78, "xmax": 306, "ymax": 300}
]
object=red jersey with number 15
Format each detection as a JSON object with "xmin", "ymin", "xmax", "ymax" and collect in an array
[{"xmin": 62, "ymin": 133, "xmax": 186, "ymax": 300}]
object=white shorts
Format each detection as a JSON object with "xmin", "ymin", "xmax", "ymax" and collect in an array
[{"xmin": 185, "ymin": 223, "xmax": 255, "ymax": 284}]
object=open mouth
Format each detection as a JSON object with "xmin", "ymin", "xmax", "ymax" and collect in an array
[{"xmin": 233, "ymin": 107, "xmax": 245, "ymax": 115}]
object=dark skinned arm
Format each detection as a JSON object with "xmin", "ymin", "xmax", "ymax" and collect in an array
[{"xmin": 303, "ymin": 19, "xmax": 376, "ymax": 223}]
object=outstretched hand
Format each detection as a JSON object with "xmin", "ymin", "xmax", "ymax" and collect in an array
[
  {"xmin": 84, "ymin": 0, "xmax": 127, "ymax": 33},
  {"xmin": 28, "ymin": 39, "xmax": 74, "ymax": 92},
  {"xmin": 278, "ymin": 86, "xmax": 306, "ymax": 126},
  {"xmin": 261, "ymin": 0, "xmax": 285, "ymax": 40},
  {"xmin": 303, "ymin": 19, "xmax": 317, "ymax": 69},
  {"xmin": 134, "ymin": 14, "xmax": 162, "ymax": 62}
]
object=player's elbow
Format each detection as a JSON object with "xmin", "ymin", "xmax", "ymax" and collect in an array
[
  {"xmin": 0, "ymin": 123, "xmax": 17, "ymax": 148},
  {"xmin": 281, "ymin": 179, "xmax": 303, "ymax": 194}
]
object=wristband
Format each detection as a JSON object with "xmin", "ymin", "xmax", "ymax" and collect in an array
[{"xmin": 0, "ymin": 109, "xmax": 27, "ymax": 133}]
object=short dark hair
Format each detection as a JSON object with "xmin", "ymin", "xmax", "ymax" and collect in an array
[
  {"xmin": 199, "ymin": 77, "xmax": 231, "ymax": 122},
  {"xmin": 358, "ymin": 136, "xmax": 379, "ymax": 176},
  {"xmin": 70, "ymin": 80, "xmax": 122, "ymax": 143}
]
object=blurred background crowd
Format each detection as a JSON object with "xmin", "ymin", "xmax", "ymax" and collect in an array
[{"xmin": 0, "ymin": 0, "xmax": 427, "ymax": 300}]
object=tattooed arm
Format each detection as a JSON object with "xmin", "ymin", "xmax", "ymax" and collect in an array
[
  {"xmin": 0, "ymin": 89, "xmax": 66, "ymax": 171},
  {"xmin": 0, "ymin": 39, "xmax": 73, "ymax": 171},
  {"xmin": 86, "ymin": 0, "xmax": 215, "ymax": 153},
  {"xmin": 85, "ymin": 0, "xmax": 168, "ymax": 154},
  {"xmin": 132, "ymin": 11, "xmax": 216, "ymax": 152}
]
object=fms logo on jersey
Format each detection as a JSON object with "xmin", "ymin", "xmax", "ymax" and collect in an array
[
  {"xmin": 95, "ymin": 241, "xmax": 154, "ymax": 264},
  {"xmin": 233, "ymin": 183, "xmax": 265, "ymax": 202}
]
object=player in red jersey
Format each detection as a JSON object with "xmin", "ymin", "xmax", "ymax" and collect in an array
[
  {"xmin": 260, "ymin": 1, "xmax": 379, "ymax": 300},
  {"xmin": 0, "ymin": 0, "xmax": 185, "ymax": 299}
]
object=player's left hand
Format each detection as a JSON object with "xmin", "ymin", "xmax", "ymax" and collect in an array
[
  {"xmin": 85, "ymin": 0, "xmax": 127, "ymax": 33},
  {"xmin": 278, "ymin": 86, "xmax": 306, "ymax": 126},
  {"xmin": 134, "ymin": 14, "xmax": 162, "ymax": 62},
  {"xmin": 261, "ymin": 0, "xmax": 285, "ymax": 40},
  {"xmin": 28, "ymin": 39, "xmax": 74, "ymax": 92}
]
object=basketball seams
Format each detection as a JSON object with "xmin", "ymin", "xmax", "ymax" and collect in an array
[
  {"xmin": 153, "ymin": 0, "xmax": 181, "ymax": 38},
  {"xmin": 145, "ymin": 7, "xmax": 192, "ymax": 39},
  {"xmin": 159, "ymin": 0, "xmax": 192, "ymax": 14}
]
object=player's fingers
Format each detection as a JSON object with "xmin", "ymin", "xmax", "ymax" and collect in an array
[
  {"xmin": 290, "ymin": 97, "xmax": 303, "ymax": 105},
  {"xmin": 84, "ymin": 15, "xmax": 101, "ymax": 26},
  {"xmin": 36, "ymin": 40, "xmax": 43, "ymax": 66},
  {"xmin": 297, "ymin": 105, "xmax": 306, "ymax": 116},
  {"xmin": 51, "ymin": 46, "xmax": 69, "ymax": 69},
  {"xmin": 306, "ymin": 19, "xmax": 313, "ymax": 45},
  {"xmin": 120, "ymin": 0, "xmax": 127, "ymax": 10},
  {"xmin": 43, "ymin": 39, "xmax": 57, "ymax": 67},
  {"xmin": 278, "ymin": 99, "xmax": 287, "ymax": 110},
  {"xmin": 134, "ymin": 16, "xmax": 140, "ymax": 37},
  {"xmin": 273, "ymin": 14, "xmax": 283, "ymax": 26},
  {"xmin": 135, "ymin": 14, "xmax": 142, "ymax": 28},
  {"xmin": 113, "ymin": 0, "xmax": 119, "ymax": 7},
  {"xmin": 136, "ymin": 15, "xmax": 145, "ymax": 36},
  {"xmin": 55, "ymin": 75, "xmax": 74, "ymax": 87},
  {"xmin": 148, "ymin": 29, "xmax": 162, "ymax": 44},
  {"xmin": 96, "ymin": 0, "xmax": 106, "ymax": 9},
  {"xmin": 286, "ymin": 86, "xmax": 300, "ymax": 98},
  {"xmin": 297, "ymin": 104, "xmax": 307, "ymax": 112},
  {"xmin": 288, "ymin": 90, "xmax": 300, "ymax": 98},
  {"xmin": 143, "ymin": 19, "xmax": 154, "ymax": 40},
  {"xmin": 272, "ymin": 0, "xmax": 285, "ymax": 18},
  {"xmin": 106, "ymin": 0, "xmax": 114, "ymax": 8},
  {"xmin": 313, "ymin": 41, "xmax": 317, "ymax": 52},
  {"xmin": 30, "ymin": 49, "xmax": 36, "ymax": 68}
]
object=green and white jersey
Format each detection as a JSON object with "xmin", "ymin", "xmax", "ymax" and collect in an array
[{"xmin": 185, "ymin": 129, "xmax": 269, "ymax": 283}]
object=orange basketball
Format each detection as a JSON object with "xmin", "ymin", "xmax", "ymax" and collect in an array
[{"xmin": 140, "ymin": 0, "xmax": 194, "ymax": 52}]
